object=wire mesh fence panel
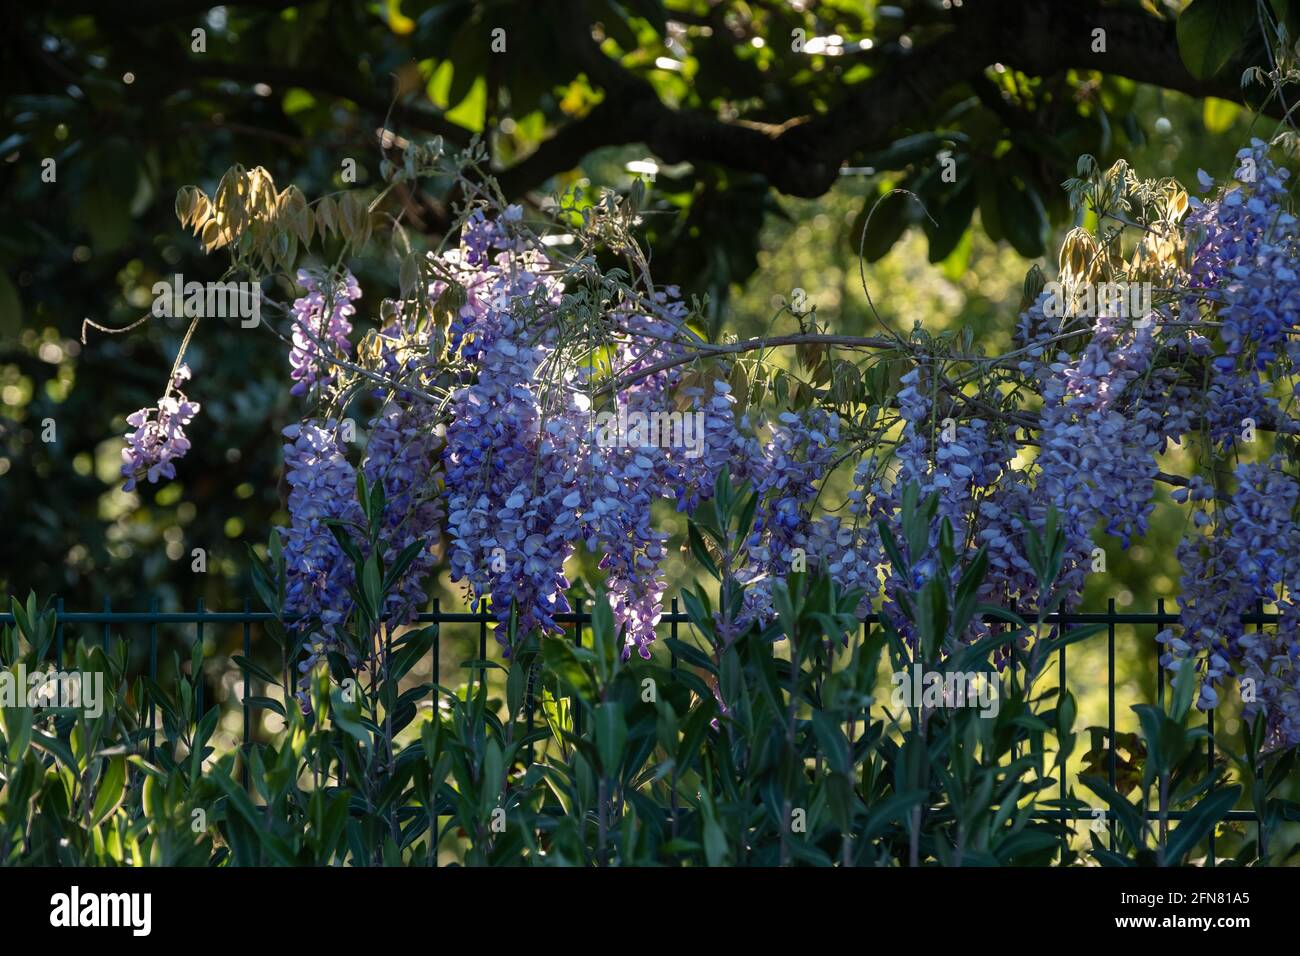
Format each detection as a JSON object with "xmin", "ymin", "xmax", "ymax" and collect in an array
[{"xmin": 1, "ymin": 598, "xmax": 1276, "ymax": 837}]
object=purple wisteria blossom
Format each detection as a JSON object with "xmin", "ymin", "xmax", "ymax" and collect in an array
[
  {"xmin": 442, "ymin": 229, "xmax": 576, "ymax": 645},
  {"xmin": 288, "ymin": 268, "xmax": 362, "ymax": 397},
  {"xmin": 120, "ymin": 364, "xmax": 201, "ymax": 492},
  {"xmin": 1161, "ymin": 461, "xmax": 1300, "ymax": 745},
  {"xmin": 738, "ymin": 407, "xmax": 840, "ymax": 627},
  {"xmin": 280, "ymin": 419, "xmax": 365, "ymax": 686},
  {"xmin": 245, "ymin": 140, "xmax": 1300, "ymax": 740}
]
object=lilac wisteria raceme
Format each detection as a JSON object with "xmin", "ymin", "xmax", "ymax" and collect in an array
[
  {"xmin": 362, "ymin": 298, "xmax": 447, "ymax": 624},
  {"xmin": 739, "ymin": 407, "xmax": 840, "ymax": 627},
  {"xmin": 280, "ymin": 418, "xmax": 364, "ymax": 688},
  {"xmin": 120, "ymin": 364, "xmax": 201, "ymax": 492},
  {"xmin": 1184, "ymin": 141, "xmax": 1300, "ymax": 452},
  {"xmin": 1186, "ymin": 141, "xmax": 1299, "ymax": 375},
  {"xmin": 278, "ymin": 399, "xmax": 444, "ymax": 702},
  {"xmin": 1032, "ymin": 303, "xmax": 1160, "ymax": 624},
  {"xmin": 1161, "ymin": 461, "xmax": 1300, "ymax": 745},
  {"xmin": 577, "ymin": 293, "xmax": 698, "ymax": 657},
  {"xmin": 862, "ymin": 364, "xmax": 1027, "ymax": 647},
  {"xmin": 442, "ymin": 211, "xmax": 578, "ymax": 642},
  {"xmin": 289, "ymin": 268, "xmax": 362, "ymax": 397},
  {"xmin": 279, "ymin": 271, "xmax": 448, "ymax": 699},
  {"xmin": 1144, "ymin": 144, "xmax": 1300, "ymax": 743}
]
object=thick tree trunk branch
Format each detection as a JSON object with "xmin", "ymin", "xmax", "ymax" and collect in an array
[
  {"xmin": 53, "ymin": 0, "xmax": 1274, "ymax": 205},
  {"xmin": 499, "ymin": 0, "xmax": 1269, "ymax": 200}
]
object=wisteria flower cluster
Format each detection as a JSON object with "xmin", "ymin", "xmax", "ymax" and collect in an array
[
  {"xmin": 276, "ymin": 273, "xmax": 446, "ymax": 695},
  {"xmin": 288, "ymin": 268, "xmax": 362, "ymax": 397},
  {"xmin": 280, "ymin": 418, "xmax": 364, "ymax": 683},
  {"xmin": 120, "ymin": 364, "xmax": 201, "ymax": 492},
  {"xmin": 122, "ymin": 137, "xmax": 1300, "ymax": 743}
]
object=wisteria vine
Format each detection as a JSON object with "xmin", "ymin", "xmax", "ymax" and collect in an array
[{"xmin": 113, "ymin": 133, "xmax": 1300, "ymax": 745}]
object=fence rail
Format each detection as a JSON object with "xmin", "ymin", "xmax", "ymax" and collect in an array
[{"xmin": 1, "ymin": 596, "xmax": 1278, "ymax": 860}]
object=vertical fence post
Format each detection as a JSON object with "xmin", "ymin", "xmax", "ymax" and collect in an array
[
  {"xmin": 477, "ymin": 598, "xmax": 487, "ymax": 694},
  {"xmin": 669, "ymin": 597, "xmax": 679, "ymax": 680},
  {"xmin": 1254, "ymin": 598, "xmax": 1266, "ymax": 862},
  {"xmin": 1207, "ymin": 705, "xmax": 1216, "ymax": 866},
  {"xmin": 1155, "ymin": 598, "xmax": 1166, "ymax": 710},
  {"xmin": 1107, "ymin": 597, "xmax": 1117, "ymax": 849},
  {"xmin": 1009, "ymin": 599, "xmax": 1019, "ymax": 765},
  {"xmin": 574, "ymin": 597, "xmax": 584, "ymax": 739},
  {"xmin": 242, "ymin": 598, "xmax": 251, "ymax": 791},
  {"xmin": 1058, "ymin": 612, "xmax": 1067, "ymax": 803},
  {"xmin": 431, "ymin": 597, "xmax": 440, "ymax": 689},
  {"xmin": 148, "ymin": 597, "xmax": 158, "ymax": 762},
  {"xmin": 526, "ymin": 654, "xmax": 537, "ymax": 766},
  {"xmin": 430, "ymin": 597, "xmax": 440, "ymax": 868},
  {"xmin": 195, "ymin": 596, "xmax": 205, "ymax": 717},
  {"xmin": 1155, "ymin": 597, "xmax": 1167, "ymax": 855}
]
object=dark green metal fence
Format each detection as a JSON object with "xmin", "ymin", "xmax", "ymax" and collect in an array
[{"xmin": 2, "ymin": 596, "xmax": 1277, "ymax": 861}]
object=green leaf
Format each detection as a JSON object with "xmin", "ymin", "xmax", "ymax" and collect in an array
[
  {"xmin": 541, "ymin": 635, "xmax": 598, "ymax": 700},
  {"xmin": 677, "ymin": 699, "xmax": 717, "ymax": 769},
  {"xmin": 1202, "ymin": 96, "xmax": 1242, "ymax": 134},
  {"xmin": 687, "ymin": 522, "xmax": 721, "ymax": 580},
  {"xmin": 30, "ymin": 729, "xmax": 76, "ymax": 769},
  {"xmin": 390, "ymin": 625, "xmax": 437, "ymax": 683},
  {"xmin": 3, "ymin": 701, "xmax": 33, "ymax": 762},
  {"xmin": 923, "ymin": 175, "xmax": 976, "ymax": 263},
  {"xmin": 245, "ymin": 696, "xmax": 286, "ymax": 717},
  {"xmin": 1177, "ymin": 0, "xmax": 1254, "ymax": 80},
  {"xmin": 699, "ymin": 792, "xmax": 728, "ymax": 866},
  {"xmin": 506, "ymin": 658, "xmax": 527, "ymax": 718},
  {"xmin": 811, "ymin": 711, "xmax": 851, "ymax": 775},
  {"xmin": 857, "ymin": 131, "xmax": 969, "ymax": 170},
  {"xmin": 855, "ymin": 189, "xmax": 911, "ymax": 263},
  {"xmin": 329, "ymin": 688, "xmax": 373, "ymax": 753},
  {"xmin": 1169, "ymin": 661, "xmax": 1199, "ymax": 723},
  {"xmin": 480, "ymin": 739, "xmax": 504, "ymax": 818},
  {"xmin": 1080, "ymin": 774, "xmax": 1145, "ymax": 848},
  {"xmin": 680, "ymin": 587, "xmax": 713, "ymax": 634},
  {"xmin": 594, "ymin": 702, "xmax": 627, "ymax": 776},
  {"xmin": 325, "ymin": 522, "xmax": 364, "ymax": 569},
  {"xmin": 233, "ymin": 654, "xmax": 282, "ymax": 688},
  {"xmin": 1165, "ymin": 785, "xmax": 1242, "ymax": 863},
  {"xmin": 735, "ymin": 490, "xmax": 759, "ymax": 544},
  {"xmin": 382, "ymin": 539, "xmax": 427, "ymax": 593},
  {"xmin": 213, "ymin": 767, "xmax": 262, "ymax": 832},
  {"xmin": 996, "ymin": 177, "xmax": 1048, "ymax": 259},
  {"xmin": 1036, "ymin": 623, "xmax": 1106, "ymax": 660},
  {"xmin": 90, "ymin": 755, "xmax": 127, "ymax": 826},
  {"xmin": 664, "ymin": 638, "xmax": 715, "ymax": 674},
  {"xmin": 360, "ymin": 552, "xmax": 383, "ymax": 621},
  {"xmin": 994, "ymin": 827, "xmax": 1064, "ymax": 865},
  {"xmin": 590, "ymin": 590, "xmax": 618, "ymax": 686},
  {"xmin": 877, "ymin": 518, "xmax": 908, "ymax": 579}
]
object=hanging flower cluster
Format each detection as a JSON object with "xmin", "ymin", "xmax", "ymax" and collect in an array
[
  {"xmin": 279, "ymin": 276, "xmax": 446, "ymax": 695},
  {"xmin": 120, "ymin": 364, "xmax": 201, "ymax": 492},
  {"xmin": 280, "ymin": 418, "xmax": 364, "ymax": 684},
  {"xmin": 288, "ymin": 268, "xmax": 362, "ymax": 396},
  {"xmin": 121, "ymin": 137, "xmax": 1300, "ymax": 743}
]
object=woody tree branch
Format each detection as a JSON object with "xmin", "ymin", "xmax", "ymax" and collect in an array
[{"xmin": 497, "ymin": 0, "xmax": 1273, "ymax": 200}]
